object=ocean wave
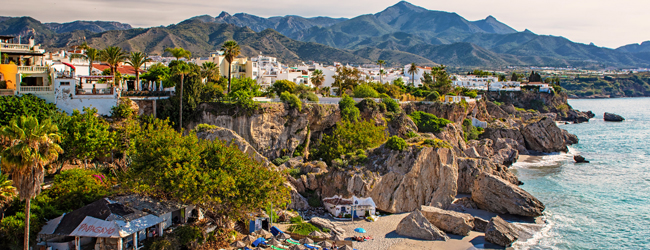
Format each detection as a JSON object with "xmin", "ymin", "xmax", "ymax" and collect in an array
[
  {"xmin": 512, "ymin": 147, "xmax": 578, "ymax": 168},
  {"xmin": 512, "ymin": 214, "xmax": 555, "ymax": 250}
]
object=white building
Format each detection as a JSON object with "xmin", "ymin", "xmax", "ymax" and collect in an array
[
  {"xmin": 523, "ymin": 82, "xmax": 552, "ymax": 93},
  {"xmin": 452, "ymin": 75, "xmax": 521, "ymax": 92},
  {"xmin": 322, "ymin": 195, "xmax": 377, "ymax": 218},
  {"xmin": 403, "ymin": 64, "xmax": 432, "ymax": 86}
]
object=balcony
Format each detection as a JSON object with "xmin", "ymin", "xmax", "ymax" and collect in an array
[
  {"xmin": 1, "ymin": 43, "xmax": 30, "ymax": 50},
  {"xmin": 19, "ymin": 85, "xmax": 54, "ymax": 93},
  {"xmin": 18, "ymin": 66, "xmax": 49, "ymax": 74}
]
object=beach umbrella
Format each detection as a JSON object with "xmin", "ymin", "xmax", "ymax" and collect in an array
[
  {"xmin": 230, "ymin": 241, "xmax": 247, "ymax": 248},
  {"xmin": 340, "ymin": 245, "xmax": 354, "ymax": 250},
  {"xmin": 242, "ymin": 235, "xmax": 257, "ymax": 243},
  {"xmin": 255, "ymin": 229, "xmax": 273, "ymax": 238},
  {"xmin": 278, "ymin": 233, "xmax": 292, "ymax": 240},
  {"xmin": 299, "ymin": 237, "xmax": 314, "ymax": 244},
  {"xmin": 289, "ymin": 245, "xmax": 307, "ymax": 250},
  {"xmin": 354, "ymin": 228, "xmax": 367, "ymax": 233},
  {"xmin": 268, "ymin": 238, "xmax": 283, "ymax": 246},
  {"xmin": 330, "ymin": 234, "xmax": 345, "ymax": 241},
  {"xmin": 318, "ymin": 241, "xmax": 333, "ymax": 248},
  {"xmin": 308, "ymin": 231, "xmax": 324, "ymax": 238}
]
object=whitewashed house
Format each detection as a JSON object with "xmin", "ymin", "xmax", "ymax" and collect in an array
[{"xmin": 322, "ymin": 195, "xmax": 376, "ymax": 218}]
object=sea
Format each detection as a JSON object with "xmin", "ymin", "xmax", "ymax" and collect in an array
[{"xmin": 512, "ymin": 97, "xmax": 650, "ymax": 250}]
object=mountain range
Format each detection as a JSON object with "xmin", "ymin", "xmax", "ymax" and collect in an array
[{"xmin": 1, "ymin": 1, "xmax": 649, "ymax": 69}]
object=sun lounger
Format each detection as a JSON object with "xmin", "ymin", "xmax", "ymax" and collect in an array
[
  {"xmin": 304, "ymin": 243, "xmax": 319, "ymax": 249},
  {"xmin": 287, "ymin": 239, "xmax": 300, "ymax": 245}
]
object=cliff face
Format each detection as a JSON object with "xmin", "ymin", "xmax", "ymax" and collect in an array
[{"xmin": 188, "ymin": 103, "xmax": 340, "ymax": 159}]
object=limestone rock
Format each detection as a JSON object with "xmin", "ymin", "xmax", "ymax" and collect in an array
[
  {"xmin": 485, "ymin": 216, "xmax": 519, "ymax": 247},
  {"xmin": 449, "ymin": 197, "xmax": 478, "ymax": 212},
  {"xmin": 481, "ymin": 123, "xmax": 528, "ymax": 154},
  {"xmin": 387, "ymin": 112, "xmax": 418, "ymax": 137},
  {"xmin": 396, "ymin": 210, "xmax": 449, "ymax": 241},
  {"xmin": 463, "ymin": 147, "xmax": 481, "ymax": 158},
  {"xmin": 286, "ymin": 183, "xmax": 309, "ymax": 210},
  {"xmin": 196, "ymin": 127, "xmax": 271, "ymax": 167},
  {"xmin": 574, "ymin": 155, "xmax": 589, "ymax": 163},
  {"xmin": 521, "ymin": 117, "xmax": 568, "ymax": 153},
  {"xmin": 485, "ymin": 101, "xmax": 509, "ymax": 119},
  {"xmin": 310, "ymin": 217, "xmax": 345, "ymax": 236},
  {"xmin": 492, "ymin": 138, "xmax": 520, "ymax": 166},
  {"xmin": 473, "ymin": 217, "xmax": 489, "ymax": 233},
  {"xmin": 318, "ymin": 146, "xmax": 459, "ymax": 214},
  {"xmin": 420, "ymin": 205, "xmax": 474, "ymax": 236},
  {"xmin": 604, "ymin": 112, "xmax": 624, "ymax": 122},
  {"xmin": 471, "ymin": 173, "xmax": 545, "ymax": 217},
  {"xmin": 563, "ymin": 129, "xmax": 579, "ymax": 145}
]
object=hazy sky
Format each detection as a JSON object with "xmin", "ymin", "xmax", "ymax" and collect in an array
[{"xmin": 2, "ymin": 0, "xmax": 649, "ymax": 49}]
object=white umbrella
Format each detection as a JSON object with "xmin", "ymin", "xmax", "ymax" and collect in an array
[{"xmin": 299, "ymin": 237, "xmax": 314, "ymax": 244}]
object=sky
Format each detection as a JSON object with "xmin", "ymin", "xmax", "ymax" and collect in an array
[{"xmin": 2, "ymin": 0, "xmax": 649, "ymax": 49}]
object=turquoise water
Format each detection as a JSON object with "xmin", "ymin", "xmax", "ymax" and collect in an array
[{"xmin": 513, "ymin": 98, "xmax": 650, "ymax": 250}]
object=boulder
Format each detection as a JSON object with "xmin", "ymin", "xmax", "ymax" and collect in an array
[
  {"xmin": 562, "ymin": 129, "xmax": 579, "ymax": 145},
  {"xmin": 521, "ymin": 117, "xmax": 568, "ymax": 153},
  {"xmin": 309, "ymin": 217, "xmax": 345, "ymax": 236},
  {"xmin": 395, "ymin": 210, "xmax": 449, "ymax": 241},
  {"xmin": 574, "ymin": 155, "xmax": 589, "ymax": 163},
  {"xmin": 492, "ymin": 138, "xmax": 520, "ymax": 166},
  {"xmin": 420, "ymin": 205, "xmax": 474, "ymax": 236},
  {"xmin": 486, "ymin": 101, "xmax": 509, "ymax": 119},
  {"xmin": 604, "ymin": 112, "xmax": 624, "ymax": 122},
  {"xmin": 485, "ymin": 216, "xmax": 519, "ymax": 247},
  {"xmin": 471, "ymin": 173, "xmax": 545, "ymax": 217},
  {"xmin": 450, "ymin": 197, "xmax": 478, "ymax": 211},
  {"xmin": 481, "ymin": 124, "xmax": 528, "ymax": 154},
  {"xmin": 387, "ymin": 112, "xmax": 419, "ymax": 138},
  {"xmin": 473, "ymin": 217, "xmax": 489, "ymax": 232},
  {"xmin": 286, "ymin": 183, "xmax": 309, "ymax": 210}
]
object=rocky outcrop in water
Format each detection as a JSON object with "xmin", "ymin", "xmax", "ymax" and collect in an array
[
  {"xmin": 396, "ymin": 210, "xmax": 449, "ymax": 241},
  {"xmin": 521, "ymin": 117, "xmax": 568, "ymax": 153},
  {"xmin": 420, "ymin": 205, "xmax": 474, "ymax": 236},
  {"xmin": 604, "ymin": 112, "xmax": 625, "ymax": 122},
  {"xmin": 485, "ymin": 216, "xmax": 519, "ymax": 247},
  {"xmin": 471, "ymin": 173, "xmax": 545, "ymax": 217}
]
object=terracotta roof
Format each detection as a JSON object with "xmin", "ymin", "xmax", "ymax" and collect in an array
[
  {"xmin": 417, "ymin": 66, "xmax": 432, "ymax": 70},
  {"xmin": 322, "ymin": 197, "xmax": 353, "ymax": 205},
  {"xmin": 92, "ymin": 63, "xmax": 144, "ymax": 75}
]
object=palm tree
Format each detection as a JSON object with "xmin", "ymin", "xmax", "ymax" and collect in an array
[
  {"xmin": 84, "ymin": 48, "xmax": 100, "ymax": 76},
  {"xmin": 200, "ymin": 62, "xmax": 220, "ymax": 83},
  {"xmin": 125, "ymin": 52, "xmax": 151, "ymax": 91},
  {"xmin": 407, "ymin": 62, "xmax": 419, "ymax": 86},
  {"xmin": 222, "ymin": 40, "xmax": 241, "ymax": 94},
  {"xmin": 164, "ymin": 47, "xmax": 192, "ymax": 61},
  {"xmin": 0, "ymin": 173, "xmax": 16, "ymax": 220},
  {"xmin": 0, "ymin": 116, "xmax": 63, "ymax": 250},
  {"xmin": 171, "ymin": 63, "xmax": 193, "ymax": 131},
  {"xmin": 310, "ymin": 69, "xmax": 325, "ymax": 91},
  {"xmin": 100, "ymin": 46, "xmax": 127, "ymax": 87},
  {"xmin": 377, "ymin": 60, "xmax": 386, "ymax": 84}
]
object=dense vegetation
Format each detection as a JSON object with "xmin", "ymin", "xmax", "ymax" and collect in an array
[
  {"xmin": 0, "ymin": 94, "xmax": 60, "ymax": 126},
  {"xmin": 561, "ymin": 73, "xmax": 650, "ymax": 97},
  {"xmin": 408, "ymin": 111, "xmax": 452, "ymax": 133}
]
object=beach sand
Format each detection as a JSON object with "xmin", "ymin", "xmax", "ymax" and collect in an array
[{"xmin": 518, "ymin": 154, "xmax": 544, "ymax": 164}]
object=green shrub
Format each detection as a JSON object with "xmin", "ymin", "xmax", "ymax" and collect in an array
[
  {"xmin": 461, "ymin": 119, "xmax": 481, "ymax": 142},
  {"xmin": 353, "ymin": 84, "xmax": 380, "ymax": 98},
  {"xmin": 111, "ymin": 98, "xmax": 136, "ymax": 119},
  {"xmin": 379, "ymin": 93, "xmax": 390, "ymax": 99},
  {"xmin": 317, "ymin": 120, "xmax": 387, "ymax": 164},
  {"xmin": 193, "ymin": 123, "xmax": 217, "ymax": 133},
  {"xmin": 426, "ymin": 91, "xmax": 440, "ymax": 101},
  {"xmin": 386, "ymin": 136, "xmax": 407, "ymax": 151},
  {"xmin": 272, "ymin": 156, "xmax": 291, "ymax": 166},
  {"xmin": 0, "ymin": 94, "xmax": 60, "ymax": 127},
  {"xmin": 423, "ymin": 139, "xmax": 452, "ymax": 149},
  {"xmin": 271, "ymin": 80, "xmax": 296, "ymax": 96},
  {"xmin": 299, "ymin": 92, "xmax": 319, "ymax": 102},
  {"xmin": 280, "ymin": 91, "xmax": 302, "ymax": 112},
  {"xmin": 382, "ymin": 97, "xmax": 401, "ymax": 113},
  {"xmin": 290, "ymin": 216, "xmax": 304, "ymax": 224},
  {"xmin": 408, "ymin": 111, "xmax": 452, "ymax": 133},
  {"xmin": 339, "ymin": 94, "xmax": 360, "ymax": 122},
  {"xmin": 288, "ymin": 222, "xmax": 321, "ymax": 236},
  {"xmin": 406, "ymin": 131, "xmax": 418, "ymax": 138},
  {"xmin": 174, "ymin": 225, "xmax": 204, "ymax": 247},
  {"xmin": 286, "ymin": 168, "xmax": 302, "ymax": 178}
]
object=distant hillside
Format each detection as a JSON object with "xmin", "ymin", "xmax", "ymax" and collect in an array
[
  {"xmin": 190, "ymin": 12, "xmax": 347, "ymax": 36},
  {"xmin": 44, "ymin": 20, "xmax": 132, "ymax": 33},
  {"xmin": 616, "ymin": 41, "xmax": 650, "ymax": 53},
  {"xmin": 26, "ymin": 20, "xmax": 370, "ymax": 65},
  {"xmin": 1, "ymin": 1, "xmax": 649, "ymax": 68},
  {"xmin": 562, "ymin": 73, "xmax": 650, "ymax": 98}
]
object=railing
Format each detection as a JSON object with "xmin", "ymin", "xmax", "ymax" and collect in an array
[
  {"xmin": 0, "ymin": 89, "xmax": 15, "ymax": 96},
  {"xmin": 18, "ymin": 66, "xmax": 49, "ymax": 73},
  {"xmin": 121, "ymin": 91, "xmax": 172, "ymax": 97},
  {"xmin": 77, "ymin": 88, "xmax": 114, "ymax": 95},
  {"xmin": 1, "ymin": 43, "xmax": 30, "ymax": 50},
  {"xmin": 19, "ymin": 86, "xmax": 54, "ymax": 92}
]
